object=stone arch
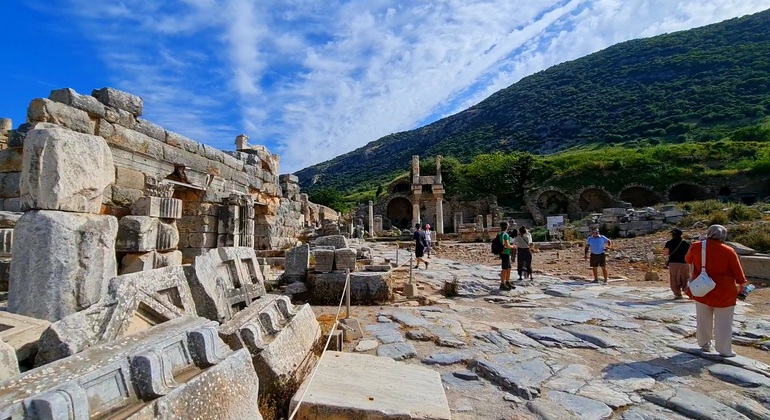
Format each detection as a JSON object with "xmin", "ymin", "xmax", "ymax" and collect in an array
[
  {"xmin": 386, "ymin": 197, "xmax": 412, "ymax": 230},
  {"xmin": 668, "ymin": 183, "xmax": 711, "ymax": 202},
  {"xmin": 578, "ymin": 187, "xmax": 614, "ymax": 212},
  {"xmin": 536, "ymin": 190, "xmax": 570, "ymax": 216},
  {"xmin": 619, "ymin": 186, "xmax": 661, "ymax": 207}
]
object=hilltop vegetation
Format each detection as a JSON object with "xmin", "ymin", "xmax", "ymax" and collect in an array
[{"xmin": 297, "ymin": 9, "xmax": 770, "ymax": 195}]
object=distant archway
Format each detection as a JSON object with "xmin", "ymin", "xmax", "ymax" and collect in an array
[
  {"xmin": 668, "ymin": 183, "xmax": 710, "ymax": 202},
  {"xmin": 537, "ymin": 190, "xmax": 569, "ymax": 216},
  {"xmin": 386, "ymin": 197, "xmax": 412, "ymax": 229},
  {"xmin": 579, "ymin": 188, "xmax": 614, "ymax": 212},
  {"xmin": 619, "ymin": 187, "xmax": 661, "ymax": 207}
]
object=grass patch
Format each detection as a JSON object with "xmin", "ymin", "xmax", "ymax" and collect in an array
[{"xmin": 729, "ymin": 222, "xmax": 770, "ymax": 253}]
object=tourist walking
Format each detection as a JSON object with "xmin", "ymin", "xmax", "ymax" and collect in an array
[
  {"xmin": 584, "ymin": 228, "xmax": 611, "ymax": 283},
  {"xmin": 424, "ymin": 224, "xmax": 432, "ymax": 258},
  {"xmin": 497, "ymin": 221, "xmax": 516, "ymax": 290},
  {"xmin": 664, "ymin": 228, "xmax": 690, "ymax": 300},
  {"xmin": 685, "ymin": 224, "xmax": 748, "ymax": 357},
  {"xmin": 413, "ymin": 223, "xmax": 429, "ymax": 270},
  {"xmin": 514, "ymin": 226, "xmax": 533, "ymax": 280}
]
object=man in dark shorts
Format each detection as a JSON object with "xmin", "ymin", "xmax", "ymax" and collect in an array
[
  {"xmin": 498, "ymin": 221, "xmax": 516, "ymax": 290},
  {"xmin": 413, "ymin": 223, "xmax": 428, "ymax": 269},
  {"xmin": 584, "ymin": 228, "xmax": 611, "ymax": 283}
]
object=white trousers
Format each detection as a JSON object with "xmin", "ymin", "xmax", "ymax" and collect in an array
[{"xmin": 695, "ymin": 302, "xmax": 735, "ymax": 355}]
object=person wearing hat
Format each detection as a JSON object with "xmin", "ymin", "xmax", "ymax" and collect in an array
[
  {"xmin": 584, "ymin": 228, "xmax": 611, "ymax": 283},
  {"xmin": 664, "ymin": 228, "xmax": 691, "ymax": 300},
  {"xmin": 684, "ymin": 224, "xmax": 748, "ymax": 357}
]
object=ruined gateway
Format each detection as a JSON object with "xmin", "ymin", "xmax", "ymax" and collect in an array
[{"xmin": 0, "ymin": 87, "xmax": 334, "ymax": 418}]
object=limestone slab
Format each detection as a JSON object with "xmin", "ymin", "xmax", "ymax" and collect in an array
[
  {"xmin": 643, "ymin": 388, "xmax": 749, "ymax": 420},
  {"xmin": 284, "ymin": 244, "xmax": 309, "ymax": 283},
  {"xmin": 522, "ymin": 326, "xmax": 598, "ymax": 349},
  {"xmin": 314, "ymin": 235, "xmax": 348, "ymax": 249},
  {"xmin": 707, "ymin": 364, "xmax": 770, "ymax": 388},
  {"xmin": 289, "ymin": 351, "xmax": 451, "ymax": 420},
  {"xmin": 473, "ymin": 355, "xmax": 553, "ymax": 400},
  {"xmin": 377, "ymin": 342, "xmax": 417, "ymax": 360},
  {"xmin": 8, "ymin": 210, "xmax": 118, "ymax": 321},
  {"xmin": 0, "ymin": 338, "xmax": 19, "ymax": 381},
  {"xmin": 20, "ymin": 127, "xmax": 114, "ymax": 213},
  {"xmin": 92, "ymin": 87, "xmax": 143, "ymax": 116},
  {"xmin": 0, "ymin": 312, "xmax": 51, "ymax": 363},
  {"xmin": 35, "ymin": 266, "xmax": 198, "ymax": 364},
  {"xmin": 130, "ymin": 196, "xmax": 182, "ymax": 219},
  {"xmin": 308, "ymin": 271, "xmax": 390, "ymax": 305}
]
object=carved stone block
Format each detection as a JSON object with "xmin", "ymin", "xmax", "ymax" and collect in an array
[
  {"xmin": 131, "ymin": 196, "xmax": 183, "ymax": 219},
  {"xmin": 313, "ymin": 249, "xmax": 335, "ymax": 273},
  {"xmin": 334, "ymin": 248, "xmax": 357, "ymax": 271},
  {"xmin": 116, "ymin": 215, "xmax": 158, "ymax": 252}
]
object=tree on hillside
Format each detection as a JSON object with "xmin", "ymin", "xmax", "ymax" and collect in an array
[
  {"xmin": 308, "ymin": 188, "xmax": 346, "ymax": 212},
  {"xmin": 731, "ymin": 124, "xmax": 770, "ymax": 142},
  {"xmin": 464, "ymin": 152, "xmax": 534, "ymax": 198}
]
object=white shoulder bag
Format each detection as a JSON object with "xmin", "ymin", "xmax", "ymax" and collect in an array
[{"xmin": 689, "ymin": 240, "xmax": 716, "ymax": 297}]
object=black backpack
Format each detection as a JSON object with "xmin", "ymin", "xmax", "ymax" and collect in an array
[{"xmin": 491, "ymin": 232, "xmax": 504, "ymax": 255}]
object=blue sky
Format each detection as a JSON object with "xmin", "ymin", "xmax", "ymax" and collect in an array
[{"xmin": 2, "ymin": 1, "xmax": 769, "ymax": 173}]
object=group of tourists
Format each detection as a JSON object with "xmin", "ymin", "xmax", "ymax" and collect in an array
[{"xmin": 495, "ymin": 221, "xmax": 534, "ymax": 291}]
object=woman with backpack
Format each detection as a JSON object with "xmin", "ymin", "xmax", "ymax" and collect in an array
[{"xmin": 514, "ymin": 226, "xmax": 533, "ymax": 280}]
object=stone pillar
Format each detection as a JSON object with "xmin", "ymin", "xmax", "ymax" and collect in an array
[
  {"xmin": 412, "ymin": 201, "xmax": 421, "ymax": 229},
  {"xmin": 374, "ymin": 215, "xmax": 383, "ymax": 233},
  {"xmin": 486, "ymin": 214, "xmax": 493, "ymax": 229},
  {"xmin": 435, "ymin": 155, "xmax": 442, "ymax": 184},
  {"xmin": 235, "ymin": 134, "xmax": 249, "ymax": 151},
  {"xmin": 454, "ymin": 212, "xmax": 463, "ymax": 233},
  {"xmin": 435, "ymin": 197, "xmax": 444, "ymax": 235},
  {"xmin": 368, "ymin": 200, "xmax": 375, "ymax": 237},
  {"xmin": 411, "ymin": 155, "xmax": 420, "ymax": 184}
]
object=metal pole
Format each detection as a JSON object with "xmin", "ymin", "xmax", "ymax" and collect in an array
[
  {"xmin": 345, "ymin": 269, "xmax": 351, "ymax": 319},
  {"xmin": 409, "ymin": 255, "xmax": 413, "ymax": 285},
  {"xmin": 395, "ymin": 243, "xmax": 399, "ymax": 266}
]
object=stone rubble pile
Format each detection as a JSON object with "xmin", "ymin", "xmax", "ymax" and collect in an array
[{"xmin": 577, "ymin": 205, "xmax": 685, "ymax": 238}]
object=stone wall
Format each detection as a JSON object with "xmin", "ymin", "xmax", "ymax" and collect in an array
[{"xmin": 1, "ymin": 87, "xmax": 311, "ymax": 269}]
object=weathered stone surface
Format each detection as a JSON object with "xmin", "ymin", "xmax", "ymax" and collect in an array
[
  {"xmin": 498, "ymin": 329, "xmax": 546, "ymax": 348},
  {"xmin": 334, "ymin": 247, "xmax": 357, "ymax": 271},
  {"xmin": 0, "ymin": 312, "xmax": 50, "ymax": 363},
  {"xmin": 0, "ymin": 338, "xmax": 19, "ymax": 381},
  {"xmin": 578, "ymin": 382, "xmax": 635, "ymax": 409},
  {"xmin": 364, "ymin": 323, "xmax": 404, "ymax": 344},
  {"xmin": 474, "ymin": 354, "xmax": 553, "ymax": 400},
  {"xmin": 308, "ymin": 271, "xmax": 390, "ymax": 304},
  {"xmin": 130, "ymin": 196, "xmax": 182, "ymax": 219},
  {"xmin": 0, "ymin": 211, "xmax": 21, "ymax": 228},
  {"xmin": 378, "ymin": 342, "xmax": 417, "ymax": 360},
  {"xmin": 314, "ymin": 235, "xmax": 348, "ymax": 249},
  {"xmin": 48, "ymin": 87, "xmax": 105, "ymax": 117},
  {"xmin": 643, "ymin": 388, "xmax": 749, "ymax": 420},
  {"xmin": 727, "ymin": 241, "xmax": 756, "ymax": 256},
  {"xmin": 0, "ymin": 229, "xmax": 12, "ymax": 257},
  {"xmin": 156, "ymin": 219, "xmax": 179, "ymax": 250},
  {"xmin": 8, "ymin": 211, "xmax": 118, "ymax": 321},
  {"xmin": 35, "ymin": 266, "xmax": 198, "ymax": 364},
  {"xmin": 92, "ymin": 87, "xmax": 143, "ymax": 116},
  {"xmin": 603, "ymin": 364, "xmax": 656, "ymax": 392},
  {"xmin": 155, "ymin": 250, "xmax": 183, "ymax": 268},
  {"xmin": 558, "ymin": 324, "xmax": 621, "ymax": 348},
  {"xmin": 120, "ymin": 251, "xmax": 155, "ymax": 274},
  {"xmin": 184, "ymin": 247, "xmax": 266, "ymax": 323},
  {"xmin": 354, "ymin": 339, "xmax": 379, "ymax": 352},
  {"xmin": 422, "ymin": 350, "xmax": 476, "ymax": 366},
  {"xmin": 714, "ymin": 390, "xmax": 770, "ymax": 420},
  {"xmin": 1, "ymin": 317, "xmax": 262, "ymax": 419},
  {"xmin": 707, "ymin": 364, "xmax": 770, "ymax": 388},
  {"xmin": 20, "ymin": 127, "xmax": 114, "ymax": 213},
  {"xmin": 27, "ymin": 98, "xmax": 95, "ymax": 134},
  {"xmin": 286, "ymin": 282, "xmax": 308, "ymax": 294},
  {"xmin": 217, "ymin": 295, "xmax": 320, "ymax": 391},
  {"xmin": 620, "ymin": 403, "xmax": 690, "ymax": 420},
  {"xmin": 284, "ymin": 244, "xmax": 309, "ymax": 283},
  {"xmin": 540, "ymin": 390, "xmax": 613, "ymax": 420},
  {"xmin": 522, "ymin": 326, "xmax": 598, "ymax": 349},
  {"xmin": 116, "ymin": 215, "xmax": 159, "ymax": 251},
  {"xmin": 290, "ymin": 351, "xmax": 451, "ymax": 419},
  {"xmin": 313, "ymin": 248, "xmax": 335, "ymax": 273}
]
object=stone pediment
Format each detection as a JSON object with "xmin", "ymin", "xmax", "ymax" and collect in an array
[{"xmin": 36, "ymin": 266, "xmax": 197, "ymax": 365}]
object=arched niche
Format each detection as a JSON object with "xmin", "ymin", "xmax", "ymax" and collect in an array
[
  {"xmin": 386, "ymin": 197, "xmax": 412, "ymax": 230},
  {"xmin": 537, "ymin": 190, "xmax": 569, "ymax": 216},
  {"xmin": 578, "ymin": 188, "xmax": 614, "ymax": 212},
  {"xmin": 668, "ymin": 183, "xmax": 711, "ymax": 202},
  {"xmin": 619, "ymin": 186, "xmax": 661, "ymax": 208}
]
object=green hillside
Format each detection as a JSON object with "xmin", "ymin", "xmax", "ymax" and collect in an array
[{"xmin": 296, "ymin": 9, "xmax": 770, "ymax": 194}]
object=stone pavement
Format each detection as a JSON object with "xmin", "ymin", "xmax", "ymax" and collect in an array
[{"xmin": 344, "ymin": 243, "xmax": 770, "ymax": 419}]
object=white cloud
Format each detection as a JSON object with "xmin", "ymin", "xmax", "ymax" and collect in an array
[{"xmin": 51, "ymin": 0, "xmax": 770, "ymax": 172}]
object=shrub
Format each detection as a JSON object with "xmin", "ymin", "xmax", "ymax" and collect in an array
[
  {"xmin": 689, "ymin": 200, "xmax": 724, "ymax": 216},
  {"xmin": 729, "ymin": 223, "xmax": 770, "ymax": 253},
  {"xmin": 727, "ymin": 204, "xmax": 762, "ymax": 222},
  {"xmin": 708, "ymin": 211, "xmax": 729, "ymax": 225}
]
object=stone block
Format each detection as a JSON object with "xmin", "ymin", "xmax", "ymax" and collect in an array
[
  {"xmin": 91, "ymin": 87, "xmax": 143, "ymax": 117},
  {"xmin": 0, "ymin": 172, "xmax": 19, "ymax": 199},
  {"xmin": 728, "ymin": 241, "xmax": 756, "ymax": 256},
  {"xmin": 20, "ymin": 127, "xmax": 114, "ymax": 213},
  {"xmin": 740, "ymin": 255, "xmax": 770, "ymax": 280},
  {"xmin": 602, "ymin": 208, "xmax": 628, "ymax": 217},
  {"xmin": 116, "ymin": 215, "xmax": 159, "ymax": 252},
  {"xmin": 184, "ymin": 247, "xmax": 267, "ymax": 323},
  {"xmin": 1, "ymin": 316, "xmax": 263, "ymax": 419},
  {"xmin": 111, "ymin": 185, "xmax": 145, "ymax": 206},
  {"xmin": 284, "ymin": 244, "xmax": 309, "ymax": 283},
  {"xmin": 290, "ymin": 351, "xmax": 450, "ymax": 420},
  {"xmin": 131, "ymin": 196, "xmax": 182, "ymax": 219},
  {"xmin": 165, "ymin": 130, "xmax": 205, "ymax": 155},
  {"xmin": 48, "ymin": 87, "xmax": 105, "ymax": 117},
  {"xmin": 307, "ymin": 271, "xmax": 391, "ymax": 305},
  {"xmin": 0, "ymin": 228, "xmax": 12, "ymax": 257},
  {"xmin": 115, "ymin": 165, "xmax": 146, "ymax": 190},
  {"xmin": 0, "ymin": 148, "xmax": 22, "ymax": 173},
  {"xmin": 35, "ymin": 266, "xmax": 198, "ymax": 364},
  {"xmin": 104, "ymin": 124, "xmax": 164, "ymax": 159},
  {"xmin": 134, "ymin": 118, "xmax": 166, "ymax": 141},
  {"xmin": 27, "ymin": 98, "xmax": 95, "ymax": 134},
  {"xmin": 188, "ymin": 232, "xmax": 218, "ymax": 248},
  {"xmin": 314, "ymin": 235, "xmax": 348, "ymax": 249},
  {"xmin": 334, "ymin": 247, "xmax": 357, "ymax": 271},
  {"xmin": 219, "ymin": 295, "xmax": 320, "ymax": 393},
  {"xmin": 155, "ymin": 250, "xmax": 183, "ymax": 268},
  {"xmin": 0, "ymin": 338, "xmax": 19, "ymax": 381},
  {"xmin": 0, "ymin": 211, "xmax": 21, "ymax": 228},
  {"xmin": 0, "ymin": 312, "xmax": 51, "ymax": 363},
  {"xmin": 313, "ymin": 249, "xmax": 335, "ymax": 273},
  {"xmin": 0, "ymin": 258, "xmax": 9, "ymax": 292},
  {"xmin": 120, "ymin": 251, "xmax": 155, "ymax": 274},
  {"xmin": 157, "ymin": 220, "xmax": 179, "ymax": 250},
  {"xmin": 8, "ymin": 211, "xmax": 118, "ymax": 322}
]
